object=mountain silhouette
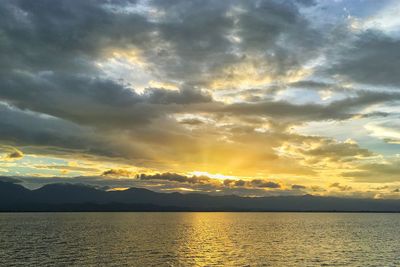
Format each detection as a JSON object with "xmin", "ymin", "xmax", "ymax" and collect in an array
[{"xmin": 1, "ymin": 181, "xmax": 400, "ymax": 212}]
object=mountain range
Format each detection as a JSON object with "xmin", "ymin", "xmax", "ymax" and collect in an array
[{"xmin": 1, "ymin": 181, "xmax": 400, "ymax": 212}]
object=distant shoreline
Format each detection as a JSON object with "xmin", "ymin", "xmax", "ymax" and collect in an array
[
  {"xmin": 1, "ymin": 209, "xmax": 400, "ymax": 213},
  {"xmin": 2, "ymin": 181, "xmax": 400, "ymax": 213}
]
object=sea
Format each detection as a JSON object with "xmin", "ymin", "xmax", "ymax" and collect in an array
[{"xmin": 0, "ymin": 212, "xmax": 399, "ymax": 266}]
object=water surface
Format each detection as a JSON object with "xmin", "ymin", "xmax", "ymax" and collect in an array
[{"xmin": 0, "ymin": 212, "xmax": 399, "ymax": 266}]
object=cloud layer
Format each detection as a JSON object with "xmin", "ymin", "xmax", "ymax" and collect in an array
[{"xmin": 0, "ymin": 0, "xmax": 399, "ymax": 198}]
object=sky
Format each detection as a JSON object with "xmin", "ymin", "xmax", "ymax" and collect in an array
[{"xmin": 0, "ymin": 0, "xmax": 400, "ymax": 198}]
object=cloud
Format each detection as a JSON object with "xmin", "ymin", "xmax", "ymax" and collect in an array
[
  {"xmin": 0, "ymin": 72, "xmax": 212, "ymax": 129},
  {"xmin": 223, "ymin": 178, "xmax": 282, "ymax": 189},
  {"xmin": 0, "ymin": 174, "xmax": 303, "ymax": 197},
  {"xmin": 292, "ymin": 184, "xmax": 306, "ymax": 190},
  {"xmin": 102, "ymin": 169, "xmax": 135, "ymax": 177},
  {"xmin": 142, "ymin": 0, "xmax": 321, "ymax": 88},
  {"xmin": 0, "ymin": 103, "xmax": 125, "ymax": 158},
  {"xmin": 303, "ymin": 140, "xmax": 373, "ymax": 162},
  {"xmin": 3, "ymin": 148, "xmax": 24, "ymax": 161},
  {"xmin": 328, "ymin": 30, "xmax": 400, "ymax": 87},
  {"xmin": 276, "ymin": 136, "xmax": 375, "ymax": 168},
  {"xmin": 250, "ymin": 179, "xmax": 281, "ymax": 188},
  {"xmin": 137, "ymin": 172, "xmax": 215, "ymax": 185},
  {"xmin": 342, "ymin": 160, "xmax": 400, "ymax": 183},
  {"xmin": 178, "ymin": 118, "xmax": 205, "ymax": 126},
  {"xmin": 0, "ymin": 0, "xmax": 398, "ymax": 197},
  {"xmin": 217, "ymin": 90, "xmax": 400, "ymax": 123},
  {"xmin": 102, "ymin": 171, "xmax": 284, "ymax": 191},
  {"xmin": 35, "ymin": 164, "xmax": 100, "ymax": 173},
  {"xmin": 0, "ymin": 0, "xmax": 322, "ymax": 89},
  {"xmin": 365, "ymin": 119, "xmax": 400, "ymax": 144},
  {"xmin": 0, "ymin": 0, "xmax": 152, "ymax": 72},
  {"xmin": 329, "ymin": 182, "xmax": 352, "ymax": 191}
]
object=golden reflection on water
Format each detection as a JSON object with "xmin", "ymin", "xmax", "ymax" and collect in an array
[
  {"xmin": 176, "ymin": 212, "xmax": 238, "ymax": 266},
  {"xmin": 0, "ymin": 212, "xmax": 399, "ymax": 266}
]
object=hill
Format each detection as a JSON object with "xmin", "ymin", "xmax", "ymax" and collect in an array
[{"xmin": 1, "ymin": 181, "xmax": 400, "ymax": 212}]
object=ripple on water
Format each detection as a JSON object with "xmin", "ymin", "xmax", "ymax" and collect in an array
[{"xmin": 0, "ymin": 212, "xmax": 400, "ymax": 266}]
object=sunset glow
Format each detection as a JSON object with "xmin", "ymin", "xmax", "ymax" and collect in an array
[{"xmin": 1, "ymin": 0, "xmax": 400, "ymax": 198}]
